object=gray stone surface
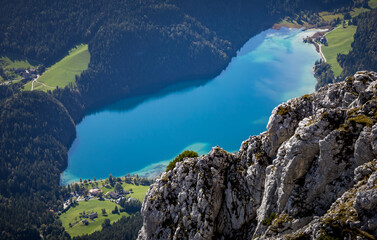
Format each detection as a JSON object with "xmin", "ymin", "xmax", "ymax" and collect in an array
[{"xmin": 138, "ymin": 72, "xmax": 377, "ymax": 240}]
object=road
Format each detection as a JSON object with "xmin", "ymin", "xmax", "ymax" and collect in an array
[
  {"xmin": 318, "ymin": 43, "xmax": 327, "ymax": 62},
  {"xmin": 0, "ymin": 78, "xmax": 22, "ymax": 86},
  {"xmin": 317, "ymin": 26, "xmax": 341, "ymax": 63}
]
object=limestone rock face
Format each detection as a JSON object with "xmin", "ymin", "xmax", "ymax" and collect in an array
[{"xmin": 138, "ymin": 72, "xmax": 377, "ymax": 240}]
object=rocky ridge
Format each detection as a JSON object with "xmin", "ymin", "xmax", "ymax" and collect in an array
[{"xmin": 138, "ymin": 71, "xmax": 377, "ymax": 240}]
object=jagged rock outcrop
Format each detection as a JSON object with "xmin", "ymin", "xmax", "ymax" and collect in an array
[{"xmin": 138, "ymin": 71, "xmax": 377, "ymax": 240}]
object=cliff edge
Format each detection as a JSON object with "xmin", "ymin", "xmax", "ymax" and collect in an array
[{"xmin": 138, "ymin": 71, "xmax": 377, "ymax": 240}]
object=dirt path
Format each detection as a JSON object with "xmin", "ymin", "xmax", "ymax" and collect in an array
[
  {"xmin": 0, "ymin": 78, "xmax": 22, "ymax": 86},
  {"xmin": 317, "ymin": 26, "xmax": 341, "ymax": 63},
  {"xmin": 31, "ymin": 76, "xmax": 37, "ymax": 90},
  {"xmin": 31, "ymin": 75, "xmax": 55, "ymax": 90},
  {"xmin": 318, "ymin": 43, "xmax": 327, "ymax": 62}
]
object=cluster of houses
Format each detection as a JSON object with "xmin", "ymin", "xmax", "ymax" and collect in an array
[
  {"xmin": 63, "ymin": 186, "xmax": 132, "ymax": 212},
  {"xmin": 316, "ymin": 35, "xmax": 327, "ymax": 44},
  {"xmin": 89, "ymin": 187, "xmax": 131, "ymax": 202},
  {"xmin": 81, "ymin": 212, "xmax": 98, "ymax": 225},
  {"xmin": 82, "ymin": 212, "xmax": 98, "ymax": 221},
  {"xmin": 62, "ymin": 186, "xmax": 141, "ymax": 228},
  {"xmin": 303, "ymin": 34, "xmax": 327, "ymax": 45},
  {"xmin": 78, "ymin": 188, "xmax": 134, "ymax": 225},
  {"xmin": 89, "ymin": 188, "xmax": 103, "ymax": 196},
  {"xmin": 107, "ymin": 189, "xmax": 132, "ymax": 205},
  {"xmin": 63, "ymin": 191, "xmax": 81, "ymax": 210},
  {"xmin": 13, "ymin": 68, "xmax": 38, "ymax": 79}
]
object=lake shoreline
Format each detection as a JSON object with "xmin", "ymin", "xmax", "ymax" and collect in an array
[
  {"xmin": 62, "ymin": 27, "xmax": 321, "ymax": 185},
  {"xmin": 273, "ymin": 23, "xmax": 331, "ymax": 63}
]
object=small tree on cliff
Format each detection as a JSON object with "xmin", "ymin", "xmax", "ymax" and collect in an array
[{"xmin": 166, "ymin": 150, "xmax": 198, "ymax": 171}]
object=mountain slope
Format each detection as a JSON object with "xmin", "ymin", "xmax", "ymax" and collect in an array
[
  {"xmin": 0, "ymin": 89, "xmax": 75, "ymax": 239},
  {"xmin": 138, "ymin": 71, "xmax": 377, "ymax": 239},
  {"xmin": 0, "ymin": 0, "xmax": 353, "ymax": 109}
]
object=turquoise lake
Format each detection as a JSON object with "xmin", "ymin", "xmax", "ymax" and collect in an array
[{"xmin": 62, "ymin": 27, "xmax": 321, "ymax": 184}]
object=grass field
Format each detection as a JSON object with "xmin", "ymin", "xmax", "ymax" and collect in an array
[
  {"xmin": 320, "ymin": 0, "xmax": 376, "ymax": 21},
  {"xmin": 322, "ymin": 25, "xmax": 357, "ymax": 77},
  {"xmin": 23, "ymin": 79, "xmax": 37, "ymax": 91},
  {"xmin": 60, "ymin": 200, "xmax": 129, "ymax": 237},
  {"xmin": 279, "ymin": 19, "xmax": 308, "ymax": 28},
  {"xmin": 61, "ymin": 178, "xmax": 149, "ymax": 237},
  {"xmin": 0, "ymin": 53, "xmax": 40, "ymax": 81},
  {"xmin": 350, "ymin": 7, "xmax": 370, "ymax": 17},
  {"xmin": 319, "ymin": 11, "xmax": 344, "ymax": 22},
  {"xmin": 23, "ymin": 80, "xmax": 56, "ymax": 91},
  {"xmin": 370, "ymin": 0, "xmax": 377, "ymax": 9},
  {"xmin": 79, "ymin": 180, "xmax": 149, "ymax": 202},
  {"xmin": 24, "ymin": 44, "xmax": 89, "ymax": 91},
  {"xmin": 0, "ymin": 53, "xmax": 39, "ymax": 70},
  {"xmin": 102, "ymin": 183, "xmax": 149, "ymax": 202},
  {"xmin": 319, "ymin": 0, "xmax": 377, "ymax": 76}
]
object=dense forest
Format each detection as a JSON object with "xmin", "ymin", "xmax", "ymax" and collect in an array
[
  {"xmin": 0, "ymin": 0, "xmax": 353, "ymax": 109},
  {"xmin": 314, "ymin": 60, "xmax": 335, "ymax": 89},
  {"xmin": 77, "ymin": 0, "xmax": 353, "ymax": 108},
  {"xmin": 0, "ymin": 85, "xmax": 75, "ymax": 239},
  {"xmin": 338, "ymin": 7, "xmax": 377, "ymax": 78},
  {"xmin": 0, "ymin": 0, "xmax": 355, "ymax": 239}
]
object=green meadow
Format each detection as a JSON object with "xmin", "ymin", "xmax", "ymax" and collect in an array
[
  {"xmin": 350, "ymin": 7, "xmax": 370, "ymax": 17},
  {"xmin": 60, "ymin": 177, "xmax": 150, "ymax": 237},
  {"xmin": 369, "ymin": 0, "xmax": 377, "ymax": 9},
  {"xmin": 24, "ymin": 44, "xmax": 89, "ymax": 91},
  {"xmin": 276, "ymin": 0, "xmax": 377, "ymax": 78},
  {"xmin": 0, "ymin": 53, "xmax": 40, "ymax": 81},
  {"xmin": 322, "ymin": 25, "xmax": 357, "ymax": 77},
  {"xmin": 101, "ymin": 183, "xmax": 149, "ymax": 202},
  {"xmin": 60, "ymin": 199, "xmax": 128, "ymax": 237},
  {"xmin": 319, "ymin": 11, "xmax": 344, "ymax": 22},
  {"xmin": 77, "ymin": 179, "xmax": 149, "ymax": 202},
  {"xmin": 320, "ymin": 0, "xmax": 377, "ymax": 76},
  {"xmin": 0, "ymin": 53, "xmax": 39, "ymax": 70}
]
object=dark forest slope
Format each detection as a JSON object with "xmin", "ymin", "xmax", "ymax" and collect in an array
[
  {"xmin": 0, "ymin": 0, "xmax": 353, "ymax": 109},
  {"xmin": 77, "ymin": 0, "xmax": 353, "ymax": 107},
  {"xmin": 0, "ymin": 87, "xmax": 75, "ymax": 239}
]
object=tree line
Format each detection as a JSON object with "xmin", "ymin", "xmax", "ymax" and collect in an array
[{"xmin": 73, "ymin": 214, "xmax": 143, "ymax": 240}]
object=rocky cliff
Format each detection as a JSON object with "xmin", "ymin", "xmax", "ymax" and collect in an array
[{"xmin": 138, "ymin": 71, "xmax": 377, "ymax": 240}]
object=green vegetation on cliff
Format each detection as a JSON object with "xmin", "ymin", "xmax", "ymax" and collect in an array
[{"xmin": 166, "ymin": 150, "xmax": 199, "ymax": 171}]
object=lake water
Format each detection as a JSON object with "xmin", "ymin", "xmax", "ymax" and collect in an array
[{"xmin": 62, "ymin": 27, "xmax": 321, "ymax": 184}]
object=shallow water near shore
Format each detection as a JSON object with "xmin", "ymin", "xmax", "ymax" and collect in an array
[{"xmin": 62, "ymin": 27, "xmax": 321, "ymax": 184}]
